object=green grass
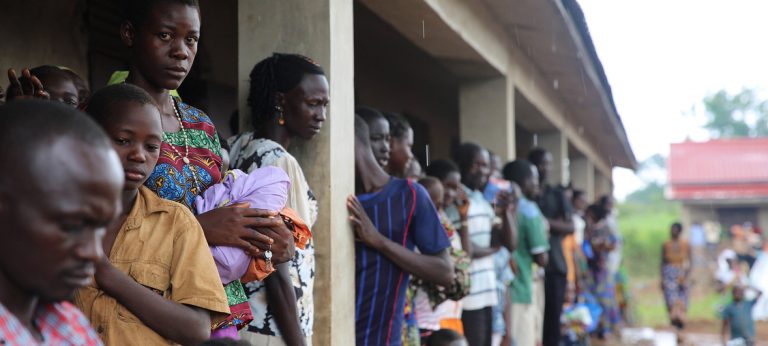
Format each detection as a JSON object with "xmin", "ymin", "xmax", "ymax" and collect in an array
[
  {"xmin": 618, "ymin": 200, "xmax": 729, "ymax": 326},
  {"xmin": 629, "ymin": 277, "xmax": 724, "ymax": 327},
  {"xmin": 618, "ymin": 201, "xmax": 681, "ymax": 279}
]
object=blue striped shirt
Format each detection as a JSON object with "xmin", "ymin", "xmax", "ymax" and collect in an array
[{"xmin": 355, "ymin": 178, "xmax": 450, "ymax": 346}]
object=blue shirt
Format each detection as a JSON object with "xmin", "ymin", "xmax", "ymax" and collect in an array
[
  {"xmin": 354, "ymin": 178, "xmax": 451, "ymax": 346},
  {"xmin": 722, "ymin": 299, "xmax": 757, "ymax": 342},
  {"xmin": 492, "ymin": 248, "xmax": 514, "ymax": 335}
]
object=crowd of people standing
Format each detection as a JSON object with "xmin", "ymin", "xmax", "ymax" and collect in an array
[{"xmin": 0, "ymin": 1, "xmax": 630, "ymax": 345}]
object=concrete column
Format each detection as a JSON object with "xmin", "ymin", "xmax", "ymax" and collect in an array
[
  {"xmin": 539, "ymin": 131, "xmax": 569, "ymax": 186},
  {"xmin": 237, "ymin": 1, "xmax": 356, "ymax": 345},
  {"xmin": 459, "ymin": 77, "xmax": 516, "ymax": 161},
  {"xmin": 593, "ymin": 168, "xmax": 613, "ymax": 200},
  {"xmin": 570, "ymin": 156, "xmax": 594, "ymax": 202}
]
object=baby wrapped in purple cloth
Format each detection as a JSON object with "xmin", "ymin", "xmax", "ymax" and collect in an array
[
  {"xmin": 194, "ymin": 167, "xmax": 290, "ymax": 283},
  {"xmin": 194, "ymin": 167, "xmax": 290, "ymax": 339}
]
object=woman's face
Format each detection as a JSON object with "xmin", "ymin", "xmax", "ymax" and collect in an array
[
  {"xmin": 387, "ymin": 127, "xmax": 414, "ymax": 176},
  {"xmin": 282, "ymin": 74, "xmax": 330, "ymax": 140},
  {"xmin": 367, "ymin": 118, "xmax": 391, "ymax": 168},
  {"xmin": 124, "ymin": 2, "xmax": 201, "ymax": 90},
  {"xmin": 442, "ymin": 171, "xmax": 461, "ymax": 207}
]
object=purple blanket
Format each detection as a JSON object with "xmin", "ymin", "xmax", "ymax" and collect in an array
[{"xmin": 194, "ymin": 168, "xmax": 290, "ymax": 284}]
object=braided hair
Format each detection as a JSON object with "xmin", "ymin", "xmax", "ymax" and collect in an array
[{"xmin": 248, "ymin": 53, "xmax": 325, "ymax": 133}]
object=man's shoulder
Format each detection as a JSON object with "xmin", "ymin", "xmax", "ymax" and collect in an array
[{"xmin": 518, "ymin": 198, "xmax": 542, "ymax": 218}]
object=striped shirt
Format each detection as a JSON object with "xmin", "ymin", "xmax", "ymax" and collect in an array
[
  {"xmin": 446, "ymin": 187, "xmax": 499, "ymax": 311},
  {"xmin": 355, "ymin": 178, "xmax": 450, "ymax": 346}
]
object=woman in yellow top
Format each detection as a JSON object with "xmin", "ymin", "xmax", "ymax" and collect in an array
[{"xmin": 661, "ymin": 222, "xmax": 691, "ymax": 330}]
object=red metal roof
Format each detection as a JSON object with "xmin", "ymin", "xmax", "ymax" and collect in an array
[{"xmin": 668, "ymin": 138, "xmax": 768, "ymax": 200}]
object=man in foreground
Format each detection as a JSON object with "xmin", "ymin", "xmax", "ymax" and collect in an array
[{"xmin": 0, "ymin": 100, "xmax": 124, "ymax": 344}]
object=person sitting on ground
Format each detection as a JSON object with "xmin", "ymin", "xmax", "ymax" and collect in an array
[
  {"xmin": 722, "ymin": 285, "xmax": 762, "ymax": 346},
  {"xmin": 5, "ymin": 66, "xmax": 82, "ymax": 107},
  {"xmin": 348, "ymin": 115, "xmax": 454, "ymax": 346},
  {"xmin": 384, "ymin": 112, "xmax": 414, "ymax": 177},
  {"xmin": 74, "ymin": 83, "xmax": 230, "ymax": 345},
  {"xmin": 357, "ymin": 106, "xmax": 391, "ymax": 168},
  {"xmin": 449, "ymin": 143, "xmax": 518, "ymax": 346},
  {"xmin": 502, "ymin": 159, "xmax": 550, "ymax": 346},
  {"xmin": 0, "ymin": 100, "xmax": 124, "ymax": 344}
]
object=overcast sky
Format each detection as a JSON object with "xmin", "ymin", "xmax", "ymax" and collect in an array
[{"xmin": 578, "ymin": 0, "xmax": 768, "ymax": 199}]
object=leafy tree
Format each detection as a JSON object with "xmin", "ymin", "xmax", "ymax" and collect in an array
[
  {"xmin": 625, "ymin": 181, "xmax": 666, "ymax": 204},
  {"xmin": 702, "ymin": 88, "xmax": 768, "ymax": 138}
]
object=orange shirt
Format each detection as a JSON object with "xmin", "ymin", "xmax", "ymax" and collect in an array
[
  {"xmin": 562, "ymin": 234, "xmax": 577, "ymax": 283},
  {"xmin": 74, "ymin": 186, "xmax": 230, "ymax": 345}
]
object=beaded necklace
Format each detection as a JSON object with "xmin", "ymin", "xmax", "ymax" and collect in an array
[{"xmin": 166, "ymin": 96, "xmax": 202, "ymax": 192}]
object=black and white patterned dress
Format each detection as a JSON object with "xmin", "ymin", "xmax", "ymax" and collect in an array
[{"xmin": 228, "ymin": 133, "xmax": 318, "ymax": 340}]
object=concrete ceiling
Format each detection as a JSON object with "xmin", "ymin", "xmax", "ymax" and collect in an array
[
  {"xmin": 481, "ymin": 0, "xmax": 635, "ymax": 169},
  {"xmin": 357, "ymin": 0, "xmax": 636, "ymax": 169},
  {"xmin": 357, "ymin": 0, "xmax": 502, "ymax": 79}
]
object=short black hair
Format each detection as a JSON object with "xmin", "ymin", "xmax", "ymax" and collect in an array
[
  {"xmin": 0, "ymin": 100, "xmax": 110, "ymax": 189},
  {"xmin": 86, "ymin": 84, "xmax": 158, "ymax": 127},
  {"xmin": 354, "ymin": 114, "xmax": 371, "ymax": 147},
  {"xmin": 572, "ymin": 189, "xmax": 585, "ymax": 202},
  {"xmin": 5, "ymin": 66, "xmax": 74, "ymax": 102},
  {"xmin": 357, "ymin": 106, "xmax": 386, "ymax": 125},
  {"xmin": 248, "ymin": 53, "xmax": 325, "ymax": 132},
  {"xmin": 61, "ymin": 68, "xmax": 90, "ymax": 106},
  {"xmin": 418, "ymin": 176, "xmax": 441, "ymax": 191},
  {"xmin": 502, "ymin": 160, "xmax": 535, "ymax": 187},
  {"xmin": 122, "ymin": 0, "xmax": 200, "ymax": 29},
  {"xmin": 425, "ymin": 159, "xmax": 459, "ymax": 181},
  {"xmin": 527, "ymin": 147, "xmax": 549, "ymax": 166},
  {"xmin": 454, "ymin": 142, "xmax": 484, "ymax": 175},
  {"xmin": 198, "ymin": 338, "xmax": 251, "ymax": 346},
  {"xmin": 598, "ymin": 195, "xmax": 613, "ymax": 208},
  {"xmin": 426, "ymin": 329, "xmax": 465, "ymax": 346},
  {"xmin": 587, "ymin": 203, "xmax": 608, "ymax": 222},
  {"xmin": 383, "ymin": 112, "xmax": 411, "ymax": 139},
  {"xmin": 671, "ymin": 222, "xmax": 682, "ymax": 231}
]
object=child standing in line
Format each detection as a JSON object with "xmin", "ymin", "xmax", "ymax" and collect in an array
[{"xmin": 75, "ymin": 83, "xmax": 230, "ymax": 345}]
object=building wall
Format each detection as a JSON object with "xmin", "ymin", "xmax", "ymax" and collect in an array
[
  {"xmin": 0, "ymin": 1, "xmax": 88, "ymax": 86},
  {"xmin": 683, "ymin": 203, "xmax": 768, "ymax": 235},
  {"xmin": 354, "ymin": 3, "xmax": 460, "ymax": 162}
]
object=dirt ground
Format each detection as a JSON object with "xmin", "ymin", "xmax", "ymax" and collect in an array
[{"xmin": 613, "ymin": 320, "xmax": 768, "ymax": 345}]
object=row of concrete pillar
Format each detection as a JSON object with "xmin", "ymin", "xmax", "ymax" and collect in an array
[{"xmin": 235, "ymin": 1, "xmax": 613, "ymax": 344}]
